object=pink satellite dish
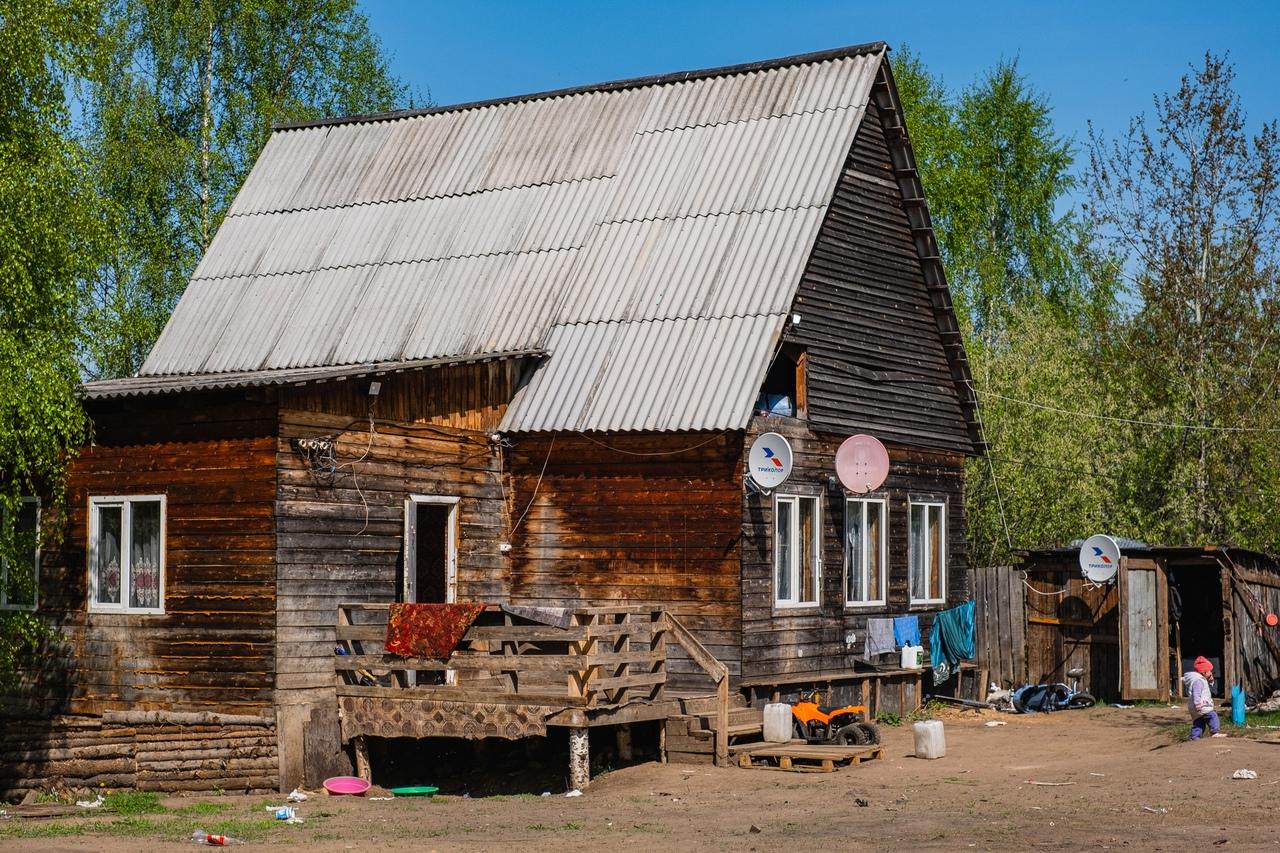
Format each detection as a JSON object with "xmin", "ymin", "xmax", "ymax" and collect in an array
[{"xmin": 835, "ymin": 434, "xmax": 889, "ymax": 494}]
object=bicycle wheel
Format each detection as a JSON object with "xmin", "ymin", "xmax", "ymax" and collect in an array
[{"xmin": 1067, "ymin": 693, "xmax": 1096, "ymax": 709}]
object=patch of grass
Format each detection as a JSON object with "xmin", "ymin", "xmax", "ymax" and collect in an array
[
  {"xmin": 875, "ymin": 711, "xmax": 902, "ymax": 727},
  {"xmin": 528, "ymin": 823, "xmax": 549, "ymax": 831},
  {"xmin": 104, "ymin": 791, "xmax": 168, "ymax": 815},
  {"xmin": 96, "ymin": 816, "xmax": 168, "ymax": 836},
  {"xmin": 173, "ymin": 802, "xmax": 230, "ymax": 816},
  {"xmin": 1246, "ymin": 709, "xmax": 1280, "ymax": 727},
  {"xmin": 0, "ymin": 820, "xmax": 87, "ymax": 839},
  {"xmin": 562, "ymin": 822, "xmax": 582, "ymax": 830}
]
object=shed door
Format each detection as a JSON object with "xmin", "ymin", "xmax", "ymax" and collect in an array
[{"xmin": 1120, "ymin": 557, "xmax": 1169, "ymax": 700}]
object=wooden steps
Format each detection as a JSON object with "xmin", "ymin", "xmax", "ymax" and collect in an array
[
  {"xmin": 663, "ymin": 706, "xmax": 763, "ymax": 765},
  {"xmin": 731, "ymin": 740, "xmax": 883, "ymax": 773}
]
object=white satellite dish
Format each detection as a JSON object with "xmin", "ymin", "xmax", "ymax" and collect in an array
[
  {"xmin": 748, "ymin": 433, "xmax": 793, "ymax": 490},
  {"xmin": 1078, "ymin": 534, "xmax": 1121, "ymax": 584}
]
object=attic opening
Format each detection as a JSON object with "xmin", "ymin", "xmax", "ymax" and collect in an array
[{"xmin": 755, "ymin": 345, "xmax": 807, "ymax": 418}]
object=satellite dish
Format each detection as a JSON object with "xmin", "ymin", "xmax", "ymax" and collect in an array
[
  {"xmin": 1079, "ymin": 534, "xmax": 1121, "ymax": 584},
  {"xmin": 835, "ymin": 434, "xmax": 889, "ymax": 494},
  {"xmin": 748, "ymin": 433, "xmax": 793, "ymax": 490}
]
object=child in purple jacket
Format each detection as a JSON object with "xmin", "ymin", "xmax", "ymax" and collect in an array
[{"xmin": 1182, "ymin": 656, "xmax": 1226, "ymax": 740}]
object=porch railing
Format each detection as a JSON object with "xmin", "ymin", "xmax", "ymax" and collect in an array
[{"xmin": 333, "ymin": 603, "xmax": 667, "ymax": 708}]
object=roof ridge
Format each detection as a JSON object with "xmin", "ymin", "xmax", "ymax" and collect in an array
[{"xmin": 272, "ymin": 41, "xmax": 887, "ymax": 132}]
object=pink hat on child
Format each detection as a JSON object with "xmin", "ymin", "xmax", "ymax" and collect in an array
[{"xmin": 1194, "ymin": 656, "xmax": 1213, "ymax": 675}]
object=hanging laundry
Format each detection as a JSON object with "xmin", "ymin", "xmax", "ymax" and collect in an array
[
  {"xmin": 929, "ymin": 600, "xmax": 976, "ymax": 685},
  {"xmin": 893, "ymin": 614, "xmax": 921, "ymax": 648},
  {"xmin": 865, "ymin": 617, "xmax": 896, "ymax": 657}
]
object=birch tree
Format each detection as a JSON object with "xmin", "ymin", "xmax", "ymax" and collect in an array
[
  {"xmin": 0, "ymin": 0, "xmax": 100, "ymax": 683},
  {"xmin": 1086, "ymin": 53, "xmax": 1280, "ymax": 548},
  {"xmin": 80, "ymin": 0, "xmax": 411, "ymax": 378}
]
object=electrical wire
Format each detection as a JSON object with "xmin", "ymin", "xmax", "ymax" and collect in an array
[
  {"xmin": 510, "ymin": 431, "xmax": 556, "ymax": 535},
  {"xmin": 971, "ymin": 383, "xmax": 1280, "ymax": 434},
  {"xmin": 574, "ymin": 430, "xmax": 729, "ymax": 457}
]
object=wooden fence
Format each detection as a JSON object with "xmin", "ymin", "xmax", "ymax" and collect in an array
[{"xmin": 972, "ymin": 565, "xmax": 1027, "ymax": 690}]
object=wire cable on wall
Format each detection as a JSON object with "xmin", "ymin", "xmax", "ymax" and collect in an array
[{"xmin": 510, "ymin": 431, "xmax": 556, "ymax": 536}]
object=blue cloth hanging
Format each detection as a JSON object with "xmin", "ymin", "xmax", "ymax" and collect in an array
[
  {"xmin": 929, "ymin": 600, "xmax": 975, "ymax": 684},
  {"xmin": 893, "ymin": 615, "xmax": 920, "ymax": 648}
]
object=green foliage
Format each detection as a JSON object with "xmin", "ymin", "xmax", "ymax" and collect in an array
[
  {"xmin": 1086, "ymin": 53, "xmax": 1280, "ymax": 552},
  {"xmin": 79, "ymin": 0, "xmax": 412, "ymax": 379},
  {"xmin": 894, "ymin": 46, "xmax": 1110, "ymax": 344},
  {"xmin": 104, "ymin": 791, "xmax": 167, "ymax": 815},
  {"xmin": 0, "ymin": 0, "xmax": 98, "ymax": 685},
  {"xmin": 895, "ymin": 47, "xmax": 1121, "ymax": 562}
]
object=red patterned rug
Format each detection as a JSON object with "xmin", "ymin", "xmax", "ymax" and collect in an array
[{"xmin": 384, "ymin": 602, "xmax": 489, "ymax": 660}]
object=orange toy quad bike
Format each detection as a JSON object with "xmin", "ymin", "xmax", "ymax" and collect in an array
[{"xmin": 791, "ymin": 688, "xmax": 881, "ymax": 746}]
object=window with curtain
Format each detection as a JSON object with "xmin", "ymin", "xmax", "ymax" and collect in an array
[
  {"xmin": 775, "ymin": 494, "xmax": 821, "ymax": 607},
  {"xmin": 90, "ymin": 496, "xmax": 165, "ymax": 613},
  {"xmin": 844, "ymin": 497, "xmax": 886, "ymax": 606},
  {"xmin": 1, "ymin": 498, "xmax": 39, "ymax": 610},
  {"xmin": 909, "ymin": 501, "xmax": 945, "ymax": 604}
]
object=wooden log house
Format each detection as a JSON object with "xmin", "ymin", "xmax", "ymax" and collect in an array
[{"xmin": 2, "ymin": 41, "xmax": 982, "ymax": 796}]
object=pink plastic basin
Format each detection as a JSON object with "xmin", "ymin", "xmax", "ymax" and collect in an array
[{"xmin": 323, "ymin": 776, "xmax": 371, "ymax": 795}]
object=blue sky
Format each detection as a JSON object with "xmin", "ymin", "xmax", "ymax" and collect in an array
[{"xmin": 362, "ymin": 0, "xmax": 1278, "ymax": 174}]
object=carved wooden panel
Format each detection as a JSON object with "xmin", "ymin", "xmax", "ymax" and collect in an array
[{"xmin": 338, "ymin": 697, "xmax": 554, "ymax": 741}]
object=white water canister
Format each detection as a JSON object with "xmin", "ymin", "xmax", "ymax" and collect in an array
[
  {"xmin": 901, "ymin": 644, "xmax": 924, "ymax": 670},
  {"xmin": 763, "ymin": 703, "xmax": 793, "ymax": 743},
  {"xmin": 913, "ymin": 719, "xmax": 946, "ymax": 759}
]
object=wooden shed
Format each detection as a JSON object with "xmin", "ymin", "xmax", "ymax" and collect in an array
[
  {"xmin": 2, "ymin": 42, "xmax": 982, "ymax": 796},
  {"xmin": 975, "ymin": 547, "xmax": 1280, "ymax": 702}
]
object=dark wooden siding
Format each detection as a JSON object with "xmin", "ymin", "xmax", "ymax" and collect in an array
[
  {"xmin": 785, "ymin": 102, "xmax": 973, "ymax": 454},
  {"xmin": 741, "ymin": 416, "xmax": 967, "ymax": 683},
  {"xmin": 506, "ymin": 432, "xmax": 743, "ymax": 685},
  {"xmin": 275, "ymin": 366, "xmax": 512, "ymax": 697},
  {"xmin": 13, "ymin": 392, "xmax": 278, "ymax": 715}
]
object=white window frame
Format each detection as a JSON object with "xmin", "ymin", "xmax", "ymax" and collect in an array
[
  {"xmin": 774, "ymin": 493, "xmax": 822, "ymax": 608},
  {"xmin": 88, "ymin": 495, "xmax": 167, "ymax": 615},
  {"xmin": 908, "ymin": 500, "xmax": 947, "ymax": 606},
  {"xmin": 843, "ymin": 496, "xmax": 887, "ymax": 608},
  {"xmin": 0, "ymin": 497, "xmax": 40, "ymax": 611}
]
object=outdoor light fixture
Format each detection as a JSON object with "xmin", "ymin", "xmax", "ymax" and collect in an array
[{"xmin": 368, "ymin": 381, "xmax": 382, "ymax": 396}]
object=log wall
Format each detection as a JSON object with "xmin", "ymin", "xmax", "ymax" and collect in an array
[
  {"xmin": 506, "ymin": 432, "xmax": 743, "ymax": 687},
  {"xmin": 0, "ymin": 711, "xmax": 277, "ymax": 797},
  {"xmin": 15, "ymin": 391, "xmax": 278, "ymax": 717},
  {"xmin": 740, "ymin": 416, "xmax": 968, "ymax": 684},
  {"xmin": 785, "ymin": 92, "xmax": 973, "ymax": 455},
  {"xmin": 274, "ymin": 365, "xmax": 511, "ymax": 788}
]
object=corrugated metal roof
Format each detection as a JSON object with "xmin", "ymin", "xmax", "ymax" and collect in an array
[
  {"xmin": 500, "ymin": 315, "xmax": 787, "ymax": 433},
  {"xmin": 83, "ymin": 350, "xmax": 543, "ymax": 400},
  {"xmin": 140, "ymin": 45, "xmax": 888, "ymax": 432}
]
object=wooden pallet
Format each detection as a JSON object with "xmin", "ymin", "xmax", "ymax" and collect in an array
[{"xmin": 732, "ymin": 740, "xmax": 883, "ymax": 772}]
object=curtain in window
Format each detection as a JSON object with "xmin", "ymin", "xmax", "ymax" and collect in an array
[
  {"xmin": 798, "ymin": 498, "xmax": 816, "ymax": 602},
  {"xmin": 927, "ymin": 505, "xmax": 943, "ymax": 600},
  {"xmin": 846, "ymin": 503, "xmax": 864, "ymax": 602},
  {"xmin": 909, "ymin": 504, "xmax": 925, "ymax": 599},
  {"xmin": 866, "ymin": 501, "xmax": 882, "ymax": 602},
  {"xmin": 775, "ymin": 500, "xmax": 792, "ymax": 601},
  {"xmin": 130, "ymin": 501, "xmax": 162, "ymax": 609},
  {"xmin": 96, "ymin": 506, "xmax": 122, "ymax": 604}
]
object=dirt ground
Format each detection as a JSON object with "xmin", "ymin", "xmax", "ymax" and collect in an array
[{"xmin": 6, "ymin": 704, "xmax": 1280, "ymax": 852}]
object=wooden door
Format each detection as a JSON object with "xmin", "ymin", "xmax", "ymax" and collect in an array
[{"xmin": 1119, "ymin": 557, "xmax": 1169, "ymax": 700}]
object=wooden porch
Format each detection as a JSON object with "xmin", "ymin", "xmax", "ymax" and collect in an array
[{"xmin": 332, "ymin": 603, "xmax": 731, "ymax": 788}]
